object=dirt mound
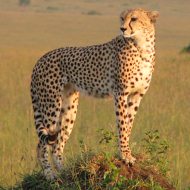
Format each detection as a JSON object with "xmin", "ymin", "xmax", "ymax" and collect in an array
[
  {"xmin": 8, "ymin": 153, "xmax": 175, "ymax": 190},
  {"xmin": 73, "ymin": 154, "xmax": 176, "ymax": 190}
]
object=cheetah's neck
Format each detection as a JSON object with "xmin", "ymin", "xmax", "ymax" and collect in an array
[{"xmin": 133, "ymin": 31, "xmax": 156, "ymax": 55}]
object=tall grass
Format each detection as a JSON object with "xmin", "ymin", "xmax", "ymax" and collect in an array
[{"xmin": 1, "ymin": 43, "xmax": 190, "ymax": 190}]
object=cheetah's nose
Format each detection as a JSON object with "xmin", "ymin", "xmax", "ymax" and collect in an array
[{"xmin": 120, "ymin": 27, "xmax": 127, "ymax": 32}]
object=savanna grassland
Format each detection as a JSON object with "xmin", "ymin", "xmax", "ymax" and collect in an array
[{"xmin": 0, "ymin": 0, "xmax": 190, "ymax": 189}]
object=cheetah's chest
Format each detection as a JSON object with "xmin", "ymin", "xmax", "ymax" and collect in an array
[
  {"xmin": 134, "ymin": 61, "xmax": 153, "ymax": 90},
  {"xmin": 118, "ymin": 50, "xmax": 154, "ymax": 93}
]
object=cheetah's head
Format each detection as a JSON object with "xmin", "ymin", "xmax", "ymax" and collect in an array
[{"xmin": 120, "ymin": 8, "xmax": 159, "ymax": 40}]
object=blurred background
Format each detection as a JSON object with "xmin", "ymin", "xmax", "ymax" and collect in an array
[{"xmin": 0, "ymin": 0, "xmax": 189, "ymax": 189}]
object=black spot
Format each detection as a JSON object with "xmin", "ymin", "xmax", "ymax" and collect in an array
[
  {"xmin": 128, "ymin": 102, "xmax": 133, "ymax": 107},
  {"xmin": 116, "ymin": 111, "xmax": 119, "ymax": 116}
]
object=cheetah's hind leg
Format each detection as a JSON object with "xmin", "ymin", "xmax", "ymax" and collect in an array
[
  {"xmin": 52, "ymin": 87, "xmax": 79, "ymax": 172},
  {"xmin": 32, "ymin": 89, "xmax": 63, "ymax": 180},
  {"xmin": 37, "ymin": 141, "xmax": 58, "ymax": 180}
]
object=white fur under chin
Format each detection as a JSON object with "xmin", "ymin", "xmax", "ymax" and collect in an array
[
  {"xmin": 123, "ymin": 33, "xmax": 136, "ymax": 38},
  {"xmin": 123, "ymin": 32, "xmax": 150, "ymax": 51}
]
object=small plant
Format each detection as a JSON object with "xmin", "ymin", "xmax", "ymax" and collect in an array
[
  {"xmin": 79, "ymin": 139, "xmax": 91, "ymax": 153},
  {"xmin": 102, "ymin": 153, "xmax": 125, "ymax": 189},
  {"xmin": 181, "ymin": 44, "xmax": 190, "ymax": 53},
  {"xmin": 102, "ymin": 153, "xmax": 163, "ymax": 190},
  {"xmin": 86, "ymin": 10, "xmax": 101, "ymax": 15},
  {"xmin": 142, "ymin": 130, "xmax": 170, "ymax": 175},
  {"xmin": 19, "ymin": 0, "xmax": 30, "ymax": 6},
  {"xmin": 98, "ymin": 128, "xmax": 117, "ymax": 145},
  {"xmin": 46, "ymin": 6, "xmax": 59, "ymax": 12},
  {"xmin": 0, "ymin": 186, "xmax": 6, "ymax": 190},
  {"xmin": 97, "ymin": 128, "xmax": 118, "ymax": 155}
]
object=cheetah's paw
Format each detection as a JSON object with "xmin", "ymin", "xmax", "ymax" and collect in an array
[
  {"xmin": 122, "ymin": 156, "xmax": 136, "ymax": 167},
  {"xmin": 45, "ymin": 171, "xmax": 58, "ymax": 181}
]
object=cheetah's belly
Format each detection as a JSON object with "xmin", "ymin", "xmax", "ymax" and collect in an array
[
  {"xmin": 73, "ymin": 81, "xmax": 113, "ymax": 98},
  {"xmin": 130, "ymin": 64, "xmax": 153, "ymax": 92},
  {"xmin": 69, "ymin": 71, "xmax": 113, "ymax": 98}
]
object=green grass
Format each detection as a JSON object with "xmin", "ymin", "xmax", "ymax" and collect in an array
[
  {"xmin": 0, "ymin": 0, "xmax": 190, "ymax": 189},
  {"xmin": 181, "ymin": 44, "xmax": 190, "ymax": 53},
  {"xmin": 1, "ymin": 47, "xmax": 190, "ymax": 190}
]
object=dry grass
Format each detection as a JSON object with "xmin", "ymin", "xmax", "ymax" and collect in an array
[{"xmin": 0, "ymin": 0, "xmax": 190, "ymax": 189}]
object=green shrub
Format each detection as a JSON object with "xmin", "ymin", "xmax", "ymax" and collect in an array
[
  {"xmin": 181, "ymin": 44, "xmax": 190, "ymax": 53},
  {"xmin": 142, "ymin": 130, "xmax": 170, "ymax": 175},
  {"xmin": 86, "ymin": 10, "xmax": 101, "ymax": 15},
  {"xmin": 19, "ymin": 0, "xmax": 30, "ymax": 6},
  {"xmin": 46, "ymin": 6, "xmax": 59, "ymax": 12}
]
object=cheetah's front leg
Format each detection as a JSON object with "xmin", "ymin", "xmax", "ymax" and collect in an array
[{"xmin": 114, "ymin": 92, "xmax": 144, "ymax": 165}]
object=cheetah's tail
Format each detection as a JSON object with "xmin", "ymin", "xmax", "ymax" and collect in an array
[{"xmin": 31, "ymin": 86, "xmax": 58, "ymax": 145}]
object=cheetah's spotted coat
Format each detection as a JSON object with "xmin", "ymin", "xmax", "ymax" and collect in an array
[{"xmin": 30, "ymin": 8, "xmax": 159, "ymax": 180}]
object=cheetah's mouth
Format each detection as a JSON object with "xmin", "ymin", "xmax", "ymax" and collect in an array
[{"xmin": 123, "ymin": 32, "xmax": 136, "ymax": 38}]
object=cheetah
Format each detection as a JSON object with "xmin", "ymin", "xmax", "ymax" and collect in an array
[{"xmin": 30, "ymin": 8, "xmax": 159, "ymax": 180}]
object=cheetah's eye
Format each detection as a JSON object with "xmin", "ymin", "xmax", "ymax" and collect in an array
[{"xmin": 131, "ymin": 17, "xmax": 138, "ymax": 22}]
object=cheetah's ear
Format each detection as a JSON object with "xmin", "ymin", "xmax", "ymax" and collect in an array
[
  {"xmin": 147, "ymin": 11, "xmax": 159, "ymax": 23},
  {"xmin": 120, "ymin": 10, "xmax": 127, "ymax": 18}
]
